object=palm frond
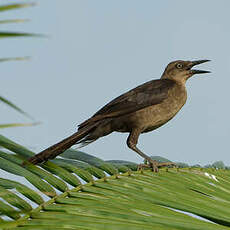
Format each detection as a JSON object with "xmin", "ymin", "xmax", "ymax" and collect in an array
[
  {"xmin": 0, "ymin": 2, "xmax": 38, "ymax": 40},
  {"xmin": 0, "ymin": 135, "xmax": 230, "ymax": 229},
  {"xmin": 0, "ymin": 3, "xmax": 35, "ymax": 12},
  {"xmin": 0, "ymin": 122, "xmax": 39, "ymax": 129},
  {"xmin": 0, "ymin": 31, "xmax": 39, "ymax": 38},
  {"xmin": 0, "ymin": 19, "xmax": 30, "ymax": 24},
  {"xmin": 0, "ymin": 96, "xmax": 33, "ymax": 120},
  {"xmin": 0, "ymin": 57, "xmax": 30, "ymax": 62},
  {"xmin": 0, "ymin": 1, "xmax": 39, "ymax": 125}
]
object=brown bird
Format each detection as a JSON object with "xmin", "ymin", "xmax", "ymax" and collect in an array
[{"xmin": 27, "ymin": 59, "xmax": 210, "ymax": 171}]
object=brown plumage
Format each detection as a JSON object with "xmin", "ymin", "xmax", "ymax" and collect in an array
[{"xmin": 27, "ymin": 59, "xmax": 210, "ymax": 171}]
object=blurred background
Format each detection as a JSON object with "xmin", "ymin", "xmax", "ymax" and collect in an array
[{"xmin": 1, "ymin": 0, "xmax": 229, "ymax": 166}]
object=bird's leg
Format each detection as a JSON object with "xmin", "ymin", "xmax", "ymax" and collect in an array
[
  {"xmin": 127, "ymin": 129, "xmax": 176, "ymax": 172},
  {"xmin": 127, "ymin": 129, "xmax": 159, "ymax": 172}
]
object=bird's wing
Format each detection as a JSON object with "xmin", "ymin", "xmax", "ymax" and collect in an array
[{"xmin": 78, "ymin": 79, "xmax": 175, "ymax": 129}]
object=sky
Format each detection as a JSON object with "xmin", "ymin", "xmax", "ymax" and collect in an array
[{"xmin": 1, "ymin": 0, "xmax": 230, "ymax": 167}]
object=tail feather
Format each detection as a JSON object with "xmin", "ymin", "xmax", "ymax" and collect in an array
[
  {"xmin": 76, "ymin": 137, "xmax": 97, "ymax": 149},
  {"xmin": 27, "ymin": 123, "xmax": 98, "ymax": 165}
]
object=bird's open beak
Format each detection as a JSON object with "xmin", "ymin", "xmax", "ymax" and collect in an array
[{"xmin": 189, "ymin": 60, "xmax": 211, "ymax": 74}]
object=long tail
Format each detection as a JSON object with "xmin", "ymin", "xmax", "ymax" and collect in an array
[{"xmin": 27, "ymin": 123, "xmax": 98, "ymax": 165}]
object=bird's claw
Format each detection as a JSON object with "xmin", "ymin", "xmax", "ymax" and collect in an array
[
  {"xmin": 138, "ymin": 160, "xmax": 176, "ymax": 172},
  {"xmin": 137, "ymin": 160, "xmax": 159, "ymax": 172}
]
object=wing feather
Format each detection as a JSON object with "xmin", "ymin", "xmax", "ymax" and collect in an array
[{"xmin": 78, "ymin": 79, "xmax": 175, "ymax": 129}]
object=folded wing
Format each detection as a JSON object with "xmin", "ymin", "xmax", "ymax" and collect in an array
[{"xmin": 78, "ymin": 79, "xmax": 175, "ymax": 129}]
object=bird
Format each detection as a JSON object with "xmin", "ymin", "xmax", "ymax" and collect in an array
[{"xmin": 27, "ymin": 59, "xmax": 210, "ymax": 172}]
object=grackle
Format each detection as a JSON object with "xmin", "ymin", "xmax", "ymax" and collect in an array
[{"xmin": 27, "ymin": 59, "xmax": 210, "ymax": 172}]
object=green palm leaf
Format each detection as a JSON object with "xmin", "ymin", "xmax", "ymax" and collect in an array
[
  {"xmin": 0, "ymin": 31, "xmax": 38, "ymax": 38},
  {"xmin": 0, "ymin": 19, "xmax": 29, "ymax": 24},
  {"xmin": 0, "ymin": 1, "xmax": 38, "ymax": 126},
  {"xmin": 0, "ymin": 57, "xmax": 30, "ymax": 62},
  {"xmin": 0, "ymin": 96, "xmax": 33, "ymax": 120},
  {"xmin": 0, "ymin": 122, "xmax": 39, "ymax": 129},
  {"xmin": 0, "ymin": 3, "xmax": 35, "ymax": 12},
  {"xmin": 0, "ymin": 135, "xmax": 230, "ymax": 229},
  {"xmin": 0, "ymin": 3, "xmax": 37, "ymax": 39}
]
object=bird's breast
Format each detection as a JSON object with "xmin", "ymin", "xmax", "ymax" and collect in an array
[
  {"xmin": 124, "ymin": 83, "xmax": 187, "ymax": 132},
  {"xmin": 141, "ymin": 84, "xmax": 187, "ymax": 132},
  {"xmin": 113, "ymin": 83, "xmax": 187, "ymax": 133}
]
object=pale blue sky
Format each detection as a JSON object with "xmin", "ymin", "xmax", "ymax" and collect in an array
[{"xmin": 1, "ymin": 0, "xmax": 230, "ymax": 166}]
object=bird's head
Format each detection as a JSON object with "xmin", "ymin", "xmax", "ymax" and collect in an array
[{"xmin": 161, "ymin": 60, "xmax": 210, "ymax": 84}]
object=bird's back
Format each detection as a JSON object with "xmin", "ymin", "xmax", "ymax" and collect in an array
[{"xmin": 78, "ymin": 79, "xmax": 176, "ymax": 130}]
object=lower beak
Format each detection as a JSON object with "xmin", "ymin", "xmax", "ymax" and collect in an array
[{"xmin": 189, "ymin": 60, "xmax": 211, "ymax": 74}]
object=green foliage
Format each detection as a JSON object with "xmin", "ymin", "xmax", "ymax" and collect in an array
[
  {"xmin": 0, "ymin": 122, "xmax": 39, "ymax": 129},
  {"xmin": 0, "ymin": 95, "xmax": 32, "ymax": 119},
  {"xmin": 191, "ymin": 164, "xmax": 202, "ymax": 168},
  {"xmin": 204, "ymin": 164, "xmax": 213, "ymax": 168},
  {"xmin": 0, "ymin": 135, "xmax": 230, "ymax": 229},
  {"xmin": 176, "ymin": 162, "xmax": 190, "ymax": 168},
  {"xmin": 0, "ymin": 2, "xmax": 38, "ymax": 128},
  {"xmin": 144, "ymin": 155, "xmax": 172, "ymax": 164},
  {"xmin": 0, "ymin": 3, "xmax": 35, "ymax": 12},
  {"xmin": 150, "ymin": 155, "xmax": 172, "ymax": 163},
  {"xmin": 212, "ymin": 161, "xmax": 225, "ymax": 169}
]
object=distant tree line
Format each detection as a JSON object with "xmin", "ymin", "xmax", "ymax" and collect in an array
[
  {"xmin": 149, "ymin": 156, "xmax": 228, "ymax": 170},
  {"xmin": 176, "ymin": 161, "xmax": 227, "ymax": 169}
]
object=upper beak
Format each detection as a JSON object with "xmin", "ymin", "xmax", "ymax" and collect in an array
[{"xmin": 189, "ymin": 60, "xmax": 211, "ymax": 74}]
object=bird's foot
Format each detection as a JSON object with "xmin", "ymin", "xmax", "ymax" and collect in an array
[
  {"xmin": 138, "ymin": 160, "xmax": 159, "ymax": 172},
  {"xmin": 157, "ymin": 161, "xmax": 177, "ymax": 168},
  {"xmin": 138, "ymin": 160, "xmax": 176, "ymax": 172}
]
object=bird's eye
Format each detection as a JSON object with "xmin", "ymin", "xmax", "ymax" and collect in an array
[{"xmin": 176, "ymin": 63, "xmax": 183, "ymax": 69}]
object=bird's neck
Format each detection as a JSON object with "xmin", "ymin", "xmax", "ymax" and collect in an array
[
  {"xmin": 171, "ymin": 78, "xmax": 187, "ymax": 86},
  {"xmin": 161, "ymin": 73, "xmax": 188, "ymax": 86},
  {"xmin": 170, "ymin": 79, "xmax": 188, "ymax": 106}
]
